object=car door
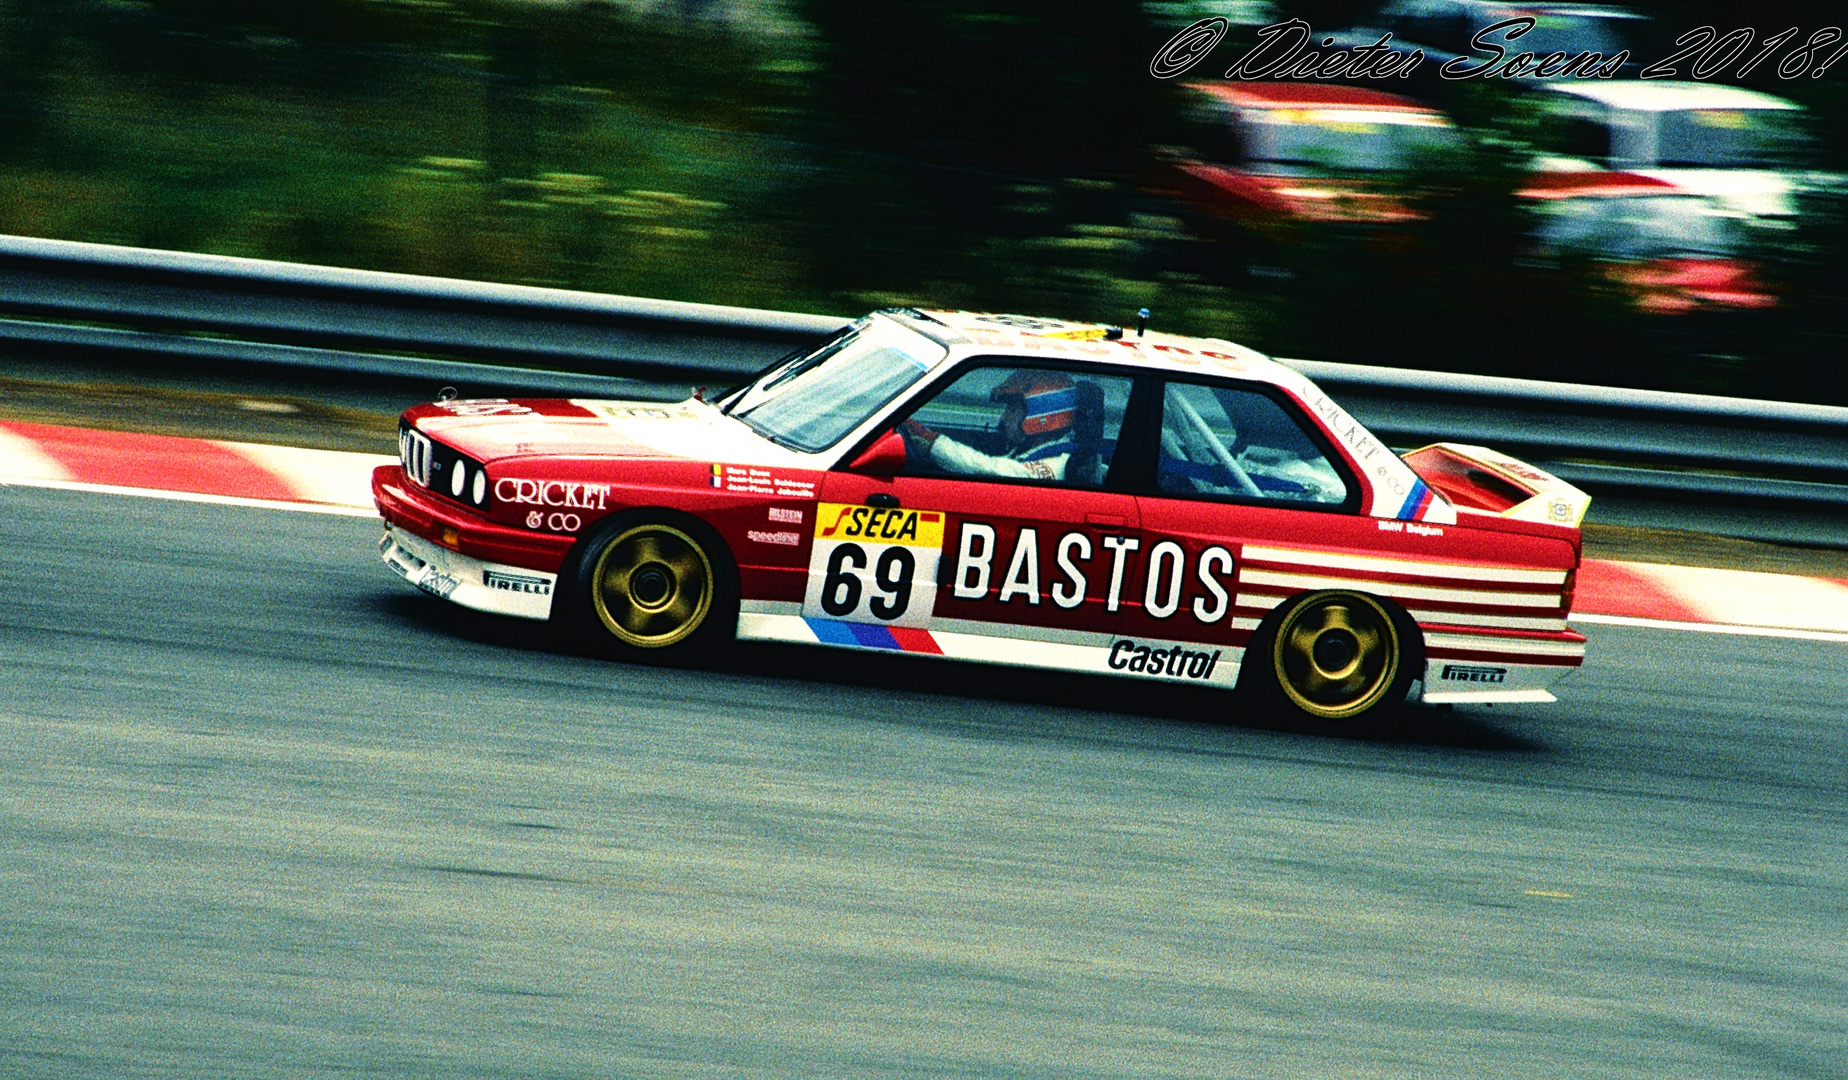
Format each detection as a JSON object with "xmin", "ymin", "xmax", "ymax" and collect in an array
[
  {"xmin": 1116, "ymin": 377, "xmax": 1373, "ymax": 685},
  {"xmin": 811, "ymin": 360, "xmax": 1143, "ymax": 668}
]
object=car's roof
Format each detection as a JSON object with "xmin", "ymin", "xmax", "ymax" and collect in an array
[
  {"xmin": 1540, "ymin": 80, "xmax": 1801, "ymax": 112},
  {"xmin": 900, "ymin": 309, "xmax": 1300, "ymax": 387},
  {"xmin": 1186, "ymin": 81, "xmax": 1441, "ymax": 114}
]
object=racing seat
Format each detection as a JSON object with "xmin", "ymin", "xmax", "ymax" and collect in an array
[{"xmin": 1065, "ymin": 380, "xmax": 1108, "ymax": 486}]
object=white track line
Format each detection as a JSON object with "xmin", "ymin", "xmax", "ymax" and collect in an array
[
  {"xmin": 1572, "ymin": 612, "xmax": 1848, "ymax": 643},
  {"xmin": 0, "ymin": 477, "xmax": 379, "ymax": 517}
]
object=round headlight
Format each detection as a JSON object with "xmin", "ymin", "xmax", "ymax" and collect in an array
[
  {"xmin": 472, "ymin": 469, "xmax": 488, "ymax": 506},
  {"xmin": 450, "ymin": 461, "xmax": 468, "ymax": 497}
]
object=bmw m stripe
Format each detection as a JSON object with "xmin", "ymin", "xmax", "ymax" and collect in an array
[
  {"xmin": 1396, "ymin": 478, "xmax": 1434, "ymax": 520},
  {"xmin": 802, "ymin": 619, "xmax": 943, "ymax": 654}
]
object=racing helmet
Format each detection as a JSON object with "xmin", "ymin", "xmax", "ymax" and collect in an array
[{"xmin": 990, "ymin": 370, "xmax": 1077, "ymax": 437}]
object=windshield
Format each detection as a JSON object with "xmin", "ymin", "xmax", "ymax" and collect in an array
[
  {"xmin": 1535, "ymin": 194, "xmax": 1743, "ymax": 258},
  {"xmin": 1656, "ymin": 108, "xmax": 1811, "ymax": 168},
  {"xmin": 1245, "ymin": 110, "xmax": 1460, "ymax": 172},
  {"xmin": 730, "ymin": 316, "xmax": 946, "ymax": 453}
]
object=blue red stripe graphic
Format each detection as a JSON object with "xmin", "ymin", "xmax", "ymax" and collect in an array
[
  {"xmin": 803, "ymin": 618, "xmax": 941, "ymax": 653},
  {"xmin": 1396, "ymin": 478, "xmax": 1434, "ymax": 520}
]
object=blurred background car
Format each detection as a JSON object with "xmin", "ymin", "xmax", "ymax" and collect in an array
[
  {"xmin": 1533, "ymin": 80, "xmax": 1815, "ymax": 225},
  {"xmin": 1517, "ymin": 170, "xmax": 1777, "ymax": 314},
  {"xmin": 1324, "ymin": 0, "xmax": 1652, "ymax": 100},
  {"xmin": 1147, "ymin": 82, "xmax": 1461, "ymax": 271}
]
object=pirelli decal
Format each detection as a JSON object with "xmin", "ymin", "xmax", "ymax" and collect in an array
[{"xmin": 1440, "ymin": 663, "xmax": 1507, "ymax": 683}]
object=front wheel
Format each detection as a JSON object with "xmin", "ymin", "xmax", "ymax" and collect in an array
[
  {"xmin": 1245, "ymin": 590, "xmax": 1419, "ymax": 724},
  {"xmin": 562, "ymin": 513, "xmax": 736, "ymax": 661}
]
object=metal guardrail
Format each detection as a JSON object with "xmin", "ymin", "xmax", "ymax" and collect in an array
[
  {"xmin": 0, "ymin": 234, "xmax": 842, "ymax": 384},
  {"xmin": 5, "ymin": 234, "xmax": 1847, "ymax": 547}
]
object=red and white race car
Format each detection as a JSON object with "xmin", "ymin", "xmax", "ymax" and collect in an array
[{"xmin": 374, "ymin": 308, "xmax": 1589, "ymax": 723}]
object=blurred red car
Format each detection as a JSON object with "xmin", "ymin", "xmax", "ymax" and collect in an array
[
  {"xmin": 1153, "ymin": 82, "xmax": 1462, "ymax": 229},
  {"xmin": 1518, "ymin": 171, "xmax": 1776, "ymax": 315}
]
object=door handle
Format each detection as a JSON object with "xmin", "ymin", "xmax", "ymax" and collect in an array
[
  {"xmin": 1085, "ymin": 512, "xmax": 1125, "ymax": 526},
  {"xmin": 865, "ymin": 492, "xmax": 901, "ymax": 508}
]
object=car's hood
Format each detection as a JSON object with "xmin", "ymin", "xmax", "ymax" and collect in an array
[
  {"xmin": 1173, "ymin": 161, "xmax": 1424, "ymax": 223},
  {"xmin": 407, "ymin": 396, "xmax": 813, "ymax": 467},
  {"xmin": 1250, "ymin": 173, "xmax": 1425, "ymax": 223},
  {"xmin": 1631, "ymin": 169, "xmax": 1797, "ymax": 218}
]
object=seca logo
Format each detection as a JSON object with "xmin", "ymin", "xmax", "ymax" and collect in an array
[{"xmin": 495, "ymin": 479, "xmax": 610, "ymax": 509}]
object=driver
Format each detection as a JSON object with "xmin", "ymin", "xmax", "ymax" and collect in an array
[{"xmin": 900, "ymin": 371, "xmax": 1077, "ymax": 481}]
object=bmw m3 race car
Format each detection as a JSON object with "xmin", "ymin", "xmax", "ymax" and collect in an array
[{"xmin": 374, "ymin": 308, "xmax": 1590, "ymax": 724}]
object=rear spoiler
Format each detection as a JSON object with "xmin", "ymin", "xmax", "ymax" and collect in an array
[{"xmin": 1400, "ymin": 443, "xmax": 1591, "ymax": 528}]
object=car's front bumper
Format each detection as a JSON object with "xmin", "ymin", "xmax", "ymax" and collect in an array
[
  {"xmin": 379, "ymin": 523, "xmax": 558, "ymax": 620},
  {"xmin": 373, "ymin": 464, "xmax": 573, "ymax": 620}
]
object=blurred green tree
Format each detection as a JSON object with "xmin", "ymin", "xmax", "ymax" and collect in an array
[
  {"xmin": 789, "ymin": 0, "xmax": 1159, "ymax": 304},
  {"xmin": 0, "ymin": 0, "xmax": 69, "ymax": 163}
]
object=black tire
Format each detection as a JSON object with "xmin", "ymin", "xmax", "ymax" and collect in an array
[
  {"xmin": 1242, "ymin": 590, "xmax": 1422, "ymax": 726},
  {"xmin": 558, "ymin": 511, "xmax": 737, "ymax": 663}
]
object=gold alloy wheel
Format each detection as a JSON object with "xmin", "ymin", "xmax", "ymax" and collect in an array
[
  {"xmin": 1270, "ymin": 591, "xmax": 1401, "ymax": 720},
  {"xmin": 589, "ymin": 524, "xmax": 715, "ymax": 648}
]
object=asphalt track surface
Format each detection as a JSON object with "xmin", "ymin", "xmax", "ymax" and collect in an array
[{"xmin": 2, "ymin": 486, "xmax": 1845, "ymax": 1079}]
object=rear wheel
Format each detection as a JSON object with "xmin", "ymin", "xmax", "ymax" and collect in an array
[
  {"xmin": 1247, "ymin": 590, "xmax": 1418, "ymax": 723},
  {"xmin": 564, "ymin": 514, "xmax": 735, "ymax": 660}
]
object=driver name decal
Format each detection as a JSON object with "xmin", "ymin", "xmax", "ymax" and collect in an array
[{"xmin": 712, "ymin": 463, "xmax": 819, "ymax": 499}]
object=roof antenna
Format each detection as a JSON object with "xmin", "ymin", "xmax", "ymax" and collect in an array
[{"xmin": 1136, "ymin": 308, "xmax": 1150, "ymax": 337}]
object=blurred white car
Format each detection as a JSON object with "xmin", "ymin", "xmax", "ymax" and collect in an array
[
  {"xmin": 1535, "ymin": 80, "xmax": 1813, "ymax": 224},
  {"xmin": 1518, "ymin": 171, "xmax": 1777, "ymax": 314}
]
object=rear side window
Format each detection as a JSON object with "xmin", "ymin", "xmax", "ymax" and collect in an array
[{"xmin": 1156, "ymin": 381, "xmax": 1351, "ymax": 507}]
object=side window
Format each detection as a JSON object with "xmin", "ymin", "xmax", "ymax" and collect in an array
[
  {"xmin": 897, "ymin": 363, "xmax": 1134, "ymax": 487},
  {"xmin": 1156, "ymin": 381, "xmax": 1350, "ymax": 506},
  {"xmin": 1182, "ymin": 99, "xmax": 1242, "ymax": 165},
  {"xmin": 1560, "ymin": 116, "xmax": 1612, "ymax": 160}
]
